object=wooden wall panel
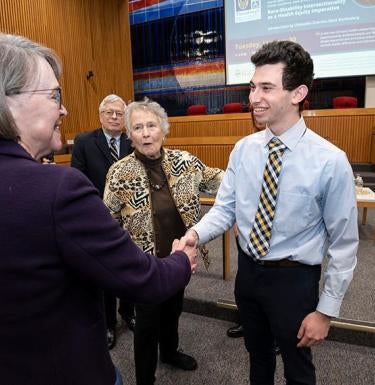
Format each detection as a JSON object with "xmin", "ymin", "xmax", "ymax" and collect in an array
[
  {"xmin": 304, "ymin": 115, "xmax": 375, "ymax": 162},
  {"xmin": 169, "ymin": 113, "xmax": 253, "ymax": 138},
  {"xmin": 55, "ymin": 109, "xmax": 375, "ymax": 167},
  {"xmin": 165, "ymin": 136, "xmax": 241, "ymax": 169},
  {"xmin": 166, "ymin": 145, "xmax": 235, "ymax": 170},
  {"xmin": 0, "ymin": 0, "xmax": 133, "ymax": 141},
  {"xmin": 168, "ymin": 109, "xmax": 375, "ymax": 164}
]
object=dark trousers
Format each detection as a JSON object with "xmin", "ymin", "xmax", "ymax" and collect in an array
[
  {"xmin": 104, "ymin": 292, "xmax": 134, "ymax": 330},
  {"xmin": 134, "ymin": 290, "xmax": 184, "ymax": 385},
  {"xmin": 235, "ymin": 248, "xmax": 321, "ymax": 385}
]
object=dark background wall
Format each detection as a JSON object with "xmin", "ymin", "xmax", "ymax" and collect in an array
[{"xmin": 130, "ymin": 5, "xmax": 365, "ymax": 116}]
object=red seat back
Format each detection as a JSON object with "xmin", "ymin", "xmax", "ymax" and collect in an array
[
  {"xmin": 332, "ymin": 96, "xmax": 358, "ymax": 109},
  {"xmin": 187, "ymin": 104, "xmax": 207, "ymax": 115},
  {"xmin": 223, "ymin": 102, "xmax": 242, "ymax": 113}
]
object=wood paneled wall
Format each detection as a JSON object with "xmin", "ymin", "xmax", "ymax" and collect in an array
[
  {"xmin": 371, "ymin": 132, "xmax": 375, "ymax": 164},
  {"xmin": 303, "ymin": 110, "xmax": 375, "ymax": 163},
  {"xmin": 0, "ymin": 0, "xmax": 133, "ymax": 141},
  {"xmin": 169, "ymin": 113, "xmax": 252, "ymax": 138},
  {"xmin": 165, "ymin": 136, "xmax": 241, "ymax": 170},
  {"xmin": 167, "ymin": 108, "xmax": 375, "ymax": 166},
  {"xmin": 55, "ymin": 108, "xmax": 375, "ymax": 167}
]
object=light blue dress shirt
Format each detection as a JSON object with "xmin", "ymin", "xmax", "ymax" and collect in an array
[
  {"xmin": 193, "ymin": 117, "xmax": 358, "ymax": 317},
  {"xmin": 103, "ymin": 131, "xmax": 121, "ymax": 156}
]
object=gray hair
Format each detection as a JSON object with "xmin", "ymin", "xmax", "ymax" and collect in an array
[
  {"xmin": 125, "ymin": 98, "xmax": 170, "ymax": 137},
  {"xmin": 99, "ymin": 94, "xmax": 126, "ymax": 113},
  {"xmin": 0, "ymin": 33, "xmax": 62, "ymax": 140}
]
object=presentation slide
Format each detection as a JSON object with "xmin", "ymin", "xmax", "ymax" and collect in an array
[{"xmin": 225, "ymin": 0, "xmax": 375, "ymax": 85}]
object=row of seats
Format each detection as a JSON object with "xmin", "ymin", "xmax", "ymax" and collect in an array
[
  {"xmin": 186, "ymin": 96, "xmax": 358, "ymax": 115},
  {"xmin": 187, "ymin": 102, "xmax": 245, "ymax": 115}
]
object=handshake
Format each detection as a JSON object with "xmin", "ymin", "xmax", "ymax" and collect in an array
[{"xmin": 171, "ymin": 229, "xmax": 200, "ymax": 273}]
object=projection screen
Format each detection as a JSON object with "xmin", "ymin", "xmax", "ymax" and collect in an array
[{"xmin": 225, "ymin": 0, "xmax": 375, "ymax": 85}]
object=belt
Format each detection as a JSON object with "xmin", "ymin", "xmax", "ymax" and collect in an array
[
  {"xmin": 251, "ymin": 258, "xmax": 303, "ymax": 268},
  {"xmin": 242, "ymin": 247, "xmax": 303, "ymax": 268}
]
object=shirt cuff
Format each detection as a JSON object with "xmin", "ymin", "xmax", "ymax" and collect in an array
[
  {"xmin": 316, "ymin": 293, "xmax": 342, "ymax": 318},
  {"xmin": 191, "ymin": 223, "xmax": 208, "ymax": 245}
]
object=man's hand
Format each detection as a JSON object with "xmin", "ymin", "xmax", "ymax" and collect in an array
[
  {"xmin": 171, "ymin": 236, "xmax": 197, "ymax": 273},
  {"xmin": 184, "ymin": 229, "xmax": 199, "ymax": 248},
  {"xmin": 297, "ymin": 311, "xmax": 331, "ymax": 348}
]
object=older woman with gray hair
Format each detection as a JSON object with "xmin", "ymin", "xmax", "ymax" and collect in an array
[
  {"xmin": 0, "ymin": 33, "xmax": 196, "ymax": 385},
  {"xmin": 104, "ymin": 98, "xmax": 224, "ymax": 385}
]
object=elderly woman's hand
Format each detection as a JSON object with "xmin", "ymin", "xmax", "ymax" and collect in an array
[{"xmin": 171, "ymin": 236, "xmax": 197, "ymax": 273}]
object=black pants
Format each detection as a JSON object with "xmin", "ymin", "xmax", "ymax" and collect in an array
[
  {"xmin": 235, "ymin": 248, "xmax": 321, "ymax": 385},
  {"xmin": 104, "ymin": 291, "xmax": 134, "ymax": 330},
  {"xmin": 134, "ymin": 290, "xmax": 184, "ymax": 385}
]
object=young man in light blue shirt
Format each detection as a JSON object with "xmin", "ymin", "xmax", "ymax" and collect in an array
[{"xmin": 186, "ymin": 41, "xmax": 358, "ymax": 384}]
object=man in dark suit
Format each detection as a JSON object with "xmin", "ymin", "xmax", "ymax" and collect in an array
[{"xmin": 71, "ymin": 94, "xmax": 135, "ymax": 349}]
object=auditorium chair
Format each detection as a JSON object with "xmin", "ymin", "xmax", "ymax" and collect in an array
[
  {"xmin": 332, "ymin": 96, "xmax": 358, "ymax": 109},
  {"xmin": 187, "ymin": 104, "xmax": 207, "ymax": 115},
  {"xmin": 303, "ymin": 99, "xmax": 310, "ymax": 110},
  {"xmin": 223, "ymin": 102, "xmax": 243, "ymax": 113}
]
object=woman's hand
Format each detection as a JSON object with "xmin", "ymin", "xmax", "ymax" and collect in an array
[{"xmin": 171, "ymin": 236, "xmax": 197, "ymax": 272}]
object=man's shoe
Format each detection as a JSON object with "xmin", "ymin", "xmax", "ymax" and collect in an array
[
  {"xmin": 123, "ymin": 315, "xmax": 136, "ymax": 332},
  {"xmin": 161, "ymin": 351, "xmax": 197, "ymax": 371},
  {"xmin": 107, "ymin": 328, "xmax": 116, "ymax": 350},
  {"xmin": 227, "ymin": 324, "xmax": 244, "ymax": 338}
]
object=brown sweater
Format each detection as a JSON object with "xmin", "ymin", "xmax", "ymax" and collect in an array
[{"xmin": 135, "ymin": 149, "xmax": 186, "ymax": 258}]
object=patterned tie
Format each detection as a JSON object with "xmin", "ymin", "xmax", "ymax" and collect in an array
[
  {"xmin": 109, "ymin": 137, "xmax": 119, "ymax": 163},
  {"xmin": 247, "ymin": 137, "xmax": 286, "ymax": 260}
]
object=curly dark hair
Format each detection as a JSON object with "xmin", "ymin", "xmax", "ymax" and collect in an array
[{"xmin": 251, "ymin": 40, "xmax": 314, "ymax": 110}]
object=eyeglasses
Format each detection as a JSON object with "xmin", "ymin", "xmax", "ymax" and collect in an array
[
  {"xmin": 101, "ymin": 110, "xmax": 124, "ymax": 118},
  {"xmin": 13, "ymin": 87, "xmax": 62, "ymax": 109}
]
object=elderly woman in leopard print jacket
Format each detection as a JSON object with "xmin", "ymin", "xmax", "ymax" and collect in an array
[{"xmin": 103, "ymin": 98, "xmax": 224, "ymax": 385}]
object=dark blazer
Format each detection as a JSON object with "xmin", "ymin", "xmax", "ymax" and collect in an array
[
  {"xmin": 0, "ymin": 139, "xmax": 190, "ymax": 385},
  {"xmin": 71, "ymin": 128, "xmax": 132, "ymax": 197}
]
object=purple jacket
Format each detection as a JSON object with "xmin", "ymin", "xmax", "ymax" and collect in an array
[{"xmin": 0, "ymin": 139, "xmax": 191, "ymax": 385}]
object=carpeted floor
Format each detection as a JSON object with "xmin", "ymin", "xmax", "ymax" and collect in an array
[
  {"xmin": 184, "ymin": 206, "xmax": 375, "ymax": 324},
  {"xmin": 111, "ymin": 313, "xmax": 375, "ymax": 385},
  {"xmin": 108, "ymin": 206, "xmax": 375, "ymax": 384}
]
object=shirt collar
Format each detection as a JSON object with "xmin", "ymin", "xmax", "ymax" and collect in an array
[
  {"xmin": 103, "ymin": 130, "xmax": 121, "ymax": 146},
  {"xmin": 263, "ymin": 117, "xmax": 307, "ymax": 152}
]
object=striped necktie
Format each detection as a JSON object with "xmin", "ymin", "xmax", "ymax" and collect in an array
[
  {"xmin": 109, "ymin": 137, "xmax": 119, "ymax": 163},
  {"xmin": 247, "ymin": 137, "xmax": 286, "ymax": 260}
]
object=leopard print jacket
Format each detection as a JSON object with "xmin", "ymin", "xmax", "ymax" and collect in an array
[{"xmin": 103, "ymin": 148, "xmax": 224, "ymax": 255}]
